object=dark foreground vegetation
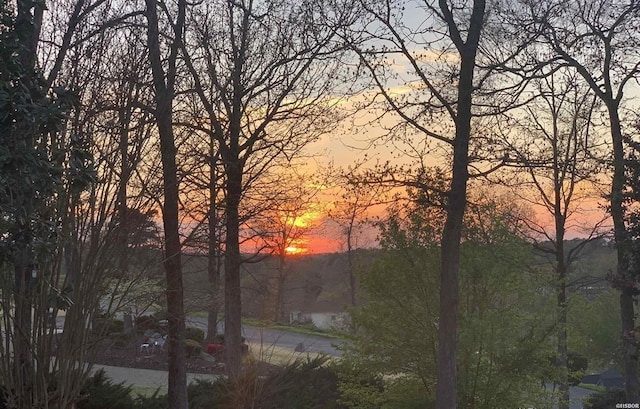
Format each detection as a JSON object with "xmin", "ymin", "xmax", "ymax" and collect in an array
[{"xmin": 75, "ymin": 357, "xmax": 349, "ymax": 409}]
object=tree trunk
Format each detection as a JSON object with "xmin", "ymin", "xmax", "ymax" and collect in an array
[
  {"xmin": 145, "ymin": 1, "xmax": 188, "ymax": 407},
  {"xmin": 206, "ymin": 151, "xmax": 222, "ymax": 342},
  {"xmin": 435, "ymin": 60, "xmax": 473, "ymax": 409},
  {"xmin": 224, "ymin": 162, "xmax": 243, "ymax": 377},
  {"xmin": 608, "ymin": 103, "xmax": 639, "ymax": 402},
  {"xmin": 553, "ymin": 127, "xmax": 570, "ymax": 409},
  {"xmin": 206, "ymin": 240, "xmax": 222, "ymax": 341},
  {"xmin": 347, "ymin": 226, "xmax": 357, "ymax": 307},
  {"xmin": 434, "ymin": 2, "xmax": 484, "ymax": 404},
  {"xmin": 13, "ymin": 248, "xmax": 34, "ymax": 409},
  {"xmin": 156, "ymin": 100, "xmax": 188, "ymax": 409},
  {"xmin": 274, "ymin": 253, "xmax": 286, "ymax": 323},
  {"xmin": 556, "ymin": 241, "xmax": 569, "ymax": 409}
]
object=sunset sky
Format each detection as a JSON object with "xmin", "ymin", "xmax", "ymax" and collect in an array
[
  {"xmin": 273, "ymin": 100, "xmax": 614, "ymax": 255},
  {"xmin": 241, "ymin": 2, "xmax": 624, "ymax": 256}
]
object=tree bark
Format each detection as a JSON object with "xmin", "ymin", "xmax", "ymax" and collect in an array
[
  {"xmin": 435, "ymin": 49, "xmax": 472, "ymax": 409},
  {"xmin": 145, "ymin": 1, "xmax": 188, "ymax": 407},
  {"xmin": 274, "ymin": 253, "xmax": 287, "ymax": 323},
  {"xmin": 347, "ymin": 223, "xmax": 357, "ymax": 307},
  {"xmin": 206, "ymin": 198, "xmax": 222, "ymax": 341},
  {"xmin": 206, "ymin": 148, "xmax": 222, "ymax": 342},
  {"xmin": 435, "ymin": 2, "xmax": 485, "ymax": 407},
  {"xmin": 609, "ymin": 103, "xmax": 639, "ymax": 402},
  {"xmin": 556, "ymin": 236, "xmax": 569, "ymax": 409},
  {"xmin": 224, "ymin": 161, "xmax": 243, "ymax": 377}
]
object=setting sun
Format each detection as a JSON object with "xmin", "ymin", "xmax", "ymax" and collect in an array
[
  {"xmin": 284, "ymin": 245, "xmax": 307, "ymax": 255},
  {"xmin": 284, "ymin": 238, "xmax": 309, "ymax": 255}
]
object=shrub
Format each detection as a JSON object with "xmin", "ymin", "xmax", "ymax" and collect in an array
[
  {"xmin": 335, "ymin": 360, "xmax": 386, "ymax": 409},
  {"xmin": 258, "ymin": 355, "xmax": 347, "ymax": 409},
  {"xmin": 185, "ymin": 339, "xmax": 202, "ymax": 358},
  {"xmin": 583, "ymin": 388, "xmax": 625, "ymax": 409},
  {"xmin": 185, "ymin": 326, "xmax": 205, "ymax": 343},
  {"xmin": 184, "ymin": 356, "xmax": 347, "ymax": 409},
  {"xmin": 78, "ymin": 369, "xmax": 134, "ymax": 409},
  {"xmin": 188, "ymin": 379, "xmax": 229, "ymax": 409},
  {"xmin": 132, "ymin": 390, "xmax": 169, "ymax": 409}
]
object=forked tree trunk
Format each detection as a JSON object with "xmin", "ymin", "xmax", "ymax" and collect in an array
[
  {"xmin": 435, "ymin": 2, "xmax": 485, "ymax": 407},
  {"xmin": 145, "ymin": 1, "xmax": 188, "ymax": 407}
]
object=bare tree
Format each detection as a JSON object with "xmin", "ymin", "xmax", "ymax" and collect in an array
[
  {"xmin": 499, "ymin": 69, "xmax": 605, "ymax": 409},
  {"xmin": 348, "ymin": 1, "xmax": 505, "ymax": 406},
  {"xmin": 329, "ymin": 176, "xmax": 386, "ymax": 307},
  {"xmin": 144, "ymin": 0, "xmax": 188, "ymax": 407},
  {"xmin": 528, "ymin": 0, "xmax": 640, "ymax": 400},
  {"xmin": 250, "ymin": 169, "xmax": 323, "ymax": 322},
  {"xmin": 181, "ymin": 0, "xmax": 352, "ymax": 376},
  {"xmin": 179, "ymin": 127, "xmax": 226, "ymax": 341}
]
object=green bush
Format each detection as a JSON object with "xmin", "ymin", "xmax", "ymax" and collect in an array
[
  {"xmin": 78, "ymin": 369, "xmax": 134, "ymax": 409},
  {"xmin": 185, "ymin": 339, "xmax": 202, "ymax": 358},
  {"xmin": 185, "ymin": 326, "xmax": 205, "ymax": 343},
  {"xmin": 258, "ymin": 356, "xmax": 347, "ymax": 409},
  {"xmin": 132, "ymin": 390, "xmax": 169, "ymax": 409},
  {"xmin": 188, "ymin": 379, "xmax": 229, "ymax": 409},
  {"xmin": 335, "ymin": 360, "xmax": 386, "ymax": 409},
  {"xmin": 583, "ymin": 388, "xmax": 625, "ymax": 409},
  {"xmin": 80, "ymin": 357, "xmax": 349, "ymax": 409}
]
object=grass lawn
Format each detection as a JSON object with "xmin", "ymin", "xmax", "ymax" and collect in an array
[
  {"xmin": 130, "ymin": 385, "xmax": 166, "ymax": 398},
  {"xmin": 241, "ymin": 317, "xmax": 344, "ymax": 339},
  {"xmin": 186, "ymin": 312, "xmax": 344, "ymax": 339},
  {"xmin": 247, "ymin": 342, "xmax": 325, "ymax": 366}
]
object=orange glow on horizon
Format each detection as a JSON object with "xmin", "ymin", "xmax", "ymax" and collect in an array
[
  {"xmin": 284, "ymin": 237, "xmax": 310, "ymax": 255},
  {"xmin": 283, "ymin": 209, "xmax": 322, "ymax": 229},
  {"xmin": 285, "ymin": 245, "xmax": 308, "ymax": 255}
]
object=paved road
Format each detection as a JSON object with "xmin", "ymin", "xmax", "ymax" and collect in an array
[
  {"xmin": 185, "ymin": 316, "xmax": 343, "ymax": 356},
  {"xmin": 83, "ymin": 315, "xmax": 597, "ymax": 408}
]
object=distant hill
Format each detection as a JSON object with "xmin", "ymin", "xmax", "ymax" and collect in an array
[
  {"xmin": 532, "ymin": 238, "xmax": 615, "ymax": 294},
  {"xmin": 175, "ymin": 238, "xmax": 616, "ymax": 321},
  {"xmin": 181, "ymin": 249, "xmax": 378, "ymax": 322}
]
